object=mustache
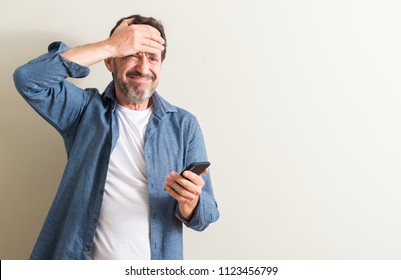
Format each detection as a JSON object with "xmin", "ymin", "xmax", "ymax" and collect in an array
[{"xmin": 126, "ymin": 70, "xmax": 156, "ymax": 81}]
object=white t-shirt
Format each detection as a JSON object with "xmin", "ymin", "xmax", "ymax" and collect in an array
[{"xmin": 92, "ymin": 104, "xmax": 153, "ymax": 260}]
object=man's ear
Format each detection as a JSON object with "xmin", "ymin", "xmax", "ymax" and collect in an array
[{"xmin": 104, "ymin": 58, "xmax": 114, "ymax": 73}]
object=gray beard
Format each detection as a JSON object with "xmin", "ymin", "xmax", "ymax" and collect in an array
[{"xmin": 115, "ymin": 79, "xmax": 155, "ymax": 104}]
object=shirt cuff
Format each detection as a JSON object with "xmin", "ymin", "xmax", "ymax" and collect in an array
[
  {"xmin": 175, "ymin": 198, "xmax": 202, "ymax": 228},
  {"xmin": 48, "ymin": 41, "xmax": 90, "ymax": 79}
]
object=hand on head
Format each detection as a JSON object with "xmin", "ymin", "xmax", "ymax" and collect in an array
[{"xmin": 107, "ymin": 18, "xmax": 165, "ymax": 58}]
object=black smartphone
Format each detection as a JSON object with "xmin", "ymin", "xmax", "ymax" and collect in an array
[{"xmin": 180, "ymin": 161, "xmax": 210, "ymax": 176}]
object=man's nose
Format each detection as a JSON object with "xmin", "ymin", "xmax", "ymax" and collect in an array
[{"xmin": 136, "ymin": 54, "xmax": 150, "ymax": 74}]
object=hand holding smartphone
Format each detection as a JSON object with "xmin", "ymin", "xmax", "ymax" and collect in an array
[{"xmin": 180, "ymin": 161, "xmax": 210, "ymax": 177}]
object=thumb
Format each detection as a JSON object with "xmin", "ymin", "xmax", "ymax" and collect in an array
[
  {"xmin": 112, "ymin": 18, "xmax": 135, "ymax": 36},
  {"xmin": 124, "ymin": 17, "xmax": 135, "ymax": 25}
]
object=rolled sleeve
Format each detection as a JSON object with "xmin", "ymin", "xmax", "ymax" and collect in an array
[
  {"xmin": 49, "ymin": 41, "xmax": 90, "ymax": 78},
  {"xmin": 175, "ymin": 191, "xmax": 219, "ymax": 231}
]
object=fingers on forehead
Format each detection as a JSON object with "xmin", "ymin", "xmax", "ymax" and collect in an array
[{"xmin": 130, "ymin": 23, "xmax": 161, "ymax": 34}]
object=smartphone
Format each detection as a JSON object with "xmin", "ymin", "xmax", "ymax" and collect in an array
[{"xmin": 180, "ymin": 161, "xmax": 210, "ymax": 176}]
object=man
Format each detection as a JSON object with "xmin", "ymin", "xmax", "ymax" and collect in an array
[{"xmin": 13, "ymin": 14, "xmax": 219, "ymax": 260}]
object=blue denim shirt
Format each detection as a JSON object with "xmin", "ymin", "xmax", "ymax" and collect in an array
[{"xmin": 13, "ymin": 42, "xmax": 219, "ymax": 260}]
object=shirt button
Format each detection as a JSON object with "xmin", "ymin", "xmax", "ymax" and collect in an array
[
  {"xmin": 91, "ymin": 218, "xmax": 97, "ymax": 224},
  {"xmin": 83, "ymin": 245, "xmax": 90, "ymax": 252}
]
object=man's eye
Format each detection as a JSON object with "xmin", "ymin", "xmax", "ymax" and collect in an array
[
  {"xmin": 149, "ymin": 56, "xmax": 159, "ymax": 62},
  {"xmin": 124, "ymin": 54, "xmax": 139, "ymax": 60}
]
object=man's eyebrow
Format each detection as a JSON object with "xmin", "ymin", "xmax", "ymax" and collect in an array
[
  {"xmin": 146, "ymin": 53, "xmax": 161, "ymax": 60},
  {"xmin": 122, "ymin": 52, "xmax": 160, "ymax": 60},
  {"xmin": 133, "ymin": 52, "xmax": 160, "ymax": 57}
]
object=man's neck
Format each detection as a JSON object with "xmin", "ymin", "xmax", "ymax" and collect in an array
[{"xmin": 116, "ymin": 95, "xmax": 153, "ymax": 111}]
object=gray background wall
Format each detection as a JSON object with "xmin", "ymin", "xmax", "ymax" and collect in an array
[{"xmin": 1, "ymin": 0, "xmax": 401, "ymax": 259}]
